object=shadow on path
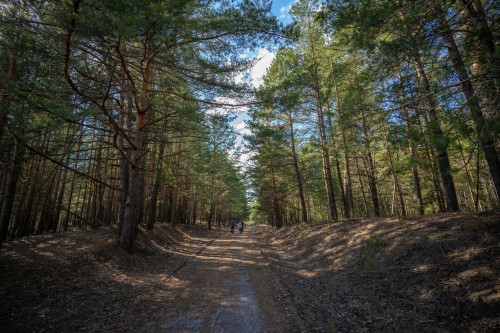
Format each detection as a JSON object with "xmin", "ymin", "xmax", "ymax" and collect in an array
[{"xmin": 141, "ymin": 227, "xmax": 284, "ymax": 333}]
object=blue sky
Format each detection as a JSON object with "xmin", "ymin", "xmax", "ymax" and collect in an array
[{"xmin": 230, "ymin": 0, "xmax": 296, "ymax": 166}]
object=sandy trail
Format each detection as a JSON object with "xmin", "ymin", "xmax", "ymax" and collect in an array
[{"xmin": 140, "ymin": 226, "xmax": 291, "ymax": 333}]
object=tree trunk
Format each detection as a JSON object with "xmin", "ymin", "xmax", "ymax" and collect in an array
[
  {"xmin": 0, "ymin": 34, "xmax": 20, "ymax": 145},
  {"xmin": 436, "ymin": 5, "xmax": 500, "ymax": 204},
  {"xmin": 288, "ymin": 111, "xmax": 307, "ymax": 223},
  {"xmin": 331, "ymin": 58, "xmax": 354, "ymax": 217},
  {"xmin": 412, "ymin": 53, "xmax": 459, "ymax": 211},
  {"xmin": 361, "ymin": 116, "xmax": 380, "ymax": 216},
  {"xmin": 353, "ymin": 153, "xmax": 369, "ymax": 216},
  {"xmin": 119, "ymin": 44, "xmax": 152, "ymax": 253},
  {"xmin": 271, "ymin": 168, "xmax": 282, "ymax": 228},
  {"xmin": 0, "ymin": 137, "xmax": 22, "ymax": 250},
  {"xmin": 146, "ymin": 141, "xmax": 166, "ymax": 229},
  {"xmin": 399, "ymin": 72, "xmax": 424, "ymax": 214},
  {"xmin": 382, "ymin": 125, "xmax": 406, "ymax": 216},
  {"xmin": 309, "ymin": 38, "xmax": 337, "ymax": 221},
  {"xmin": 458, "ymin": 0, "xmax": 500, "ymax": 79},
  {"xmin": 326, "ymin": 111, "xmax": 348, "ymax": 219}
]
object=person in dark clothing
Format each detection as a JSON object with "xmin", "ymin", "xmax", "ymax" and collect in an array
[{"xmin": 230, "ymin": 220, "xmax": 235, "ymax": 234}]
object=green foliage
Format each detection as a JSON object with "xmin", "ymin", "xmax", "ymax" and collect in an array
[{"xmin": 328, "ymin": 323, "xmax": 338, "ymax": 333}]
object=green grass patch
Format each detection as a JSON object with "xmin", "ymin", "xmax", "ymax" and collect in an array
[
  {"xmin": 401, "ymin": 220, "xmax": 415, "ymax": 242},
  {"xmin": 364, "ymin": 247, "xmax": 376, "ymax": 271},
  {"xmin": 367, "ymin": 226, "xmax": 388, "ymax": 246},
  {"xmin": 328, "ymin": 322, "xmax": 338, "ymax": 333},
  {"xmin": 297, "ymin": 222, "xmax": 310, "ymax": 233}
]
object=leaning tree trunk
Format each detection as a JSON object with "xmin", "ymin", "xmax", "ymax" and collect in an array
[
  {"xmin": 412, "ymin": 53, "xmax": 459, "ymax": 212},
  {"xmin": 436, "ymin": 5, "xmax": 500, "ymax": 204},
  {"xmin": 51, "ymin": 154, "xmax": 71, "ymax": 233},
  {"xmin": 458, "ymin": 0, "xmax": 500, "ymax": 79},
  {"xmin": 398, "ymin": 10, "xmax": 458, "ymax": 211}
]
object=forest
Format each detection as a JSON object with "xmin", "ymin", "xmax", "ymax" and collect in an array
[
  {"xmin": 1, "ymin": 0, "xmax": 500, "ymax": 332},
  {"xmin": 0, "ymin": 0, "xmax": 499, "ymax": 251},
  {"xmin": 247, "ymin": 0, "xmax": 500, "ymax": 227},
  {"xmin": 0, "ymin": 0, "xmax": 277, "ymax": 252}
]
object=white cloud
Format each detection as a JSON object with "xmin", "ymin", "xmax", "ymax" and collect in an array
[
  {"xmin": 281, "ymin": 3, "xmax": 294, "ymax": 14},
  {"xmin": 240, "ymin": 128, "xmax": 252, "ymax": 135},
  {"xmin": 249, "ymin": 48, "xmax": 275, "ymax": 88},
  {"xmin": 235, "ymin": 72, "xmax": 245, "ymax": 85},
  {"xmin": 235, "ymin": 121, "xmax": 252, "ymax": 136},
  {"xmin": 235, "ymin": 122, "xmax": 246, "ymax": 130},
  {"xmin": 206, "ymin": 96, "xmax": 249, "ymax": 115}
]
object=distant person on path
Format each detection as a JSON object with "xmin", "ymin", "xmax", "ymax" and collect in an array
[
  {"xmin": 241, "ymin": 222, "xmax": 244, "ymax": 232},
  {"xmin": 238, "ymin": 221, "xmax": 243, "ymax": 234},
  {"xmin": 230, "ymin": 220, "xmax": 235, "ymax": 234}
]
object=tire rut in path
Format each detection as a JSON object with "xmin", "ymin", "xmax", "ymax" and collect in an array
[{"xmin": 141, "ymin": 227, "xmax": 291, "ymax": 333}]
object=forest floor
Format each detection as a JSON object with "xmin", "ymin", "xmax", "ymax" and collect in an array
[
  {"xmin": 254, "ymin": 211, "xmax": 500, "ymax": 333},
  {"xmin": 0, "ymin": 211, "xmax": 499, "ymax": 333},
  {"xmin": 0, "ymin": 223, "xmax": 292, "ymax": 332}
]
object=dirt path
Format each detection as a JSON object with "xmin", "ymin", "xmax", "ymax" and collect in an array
[{"xmin": 140, "ymin": 226, "xmax": 294, "ymax": 333}]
